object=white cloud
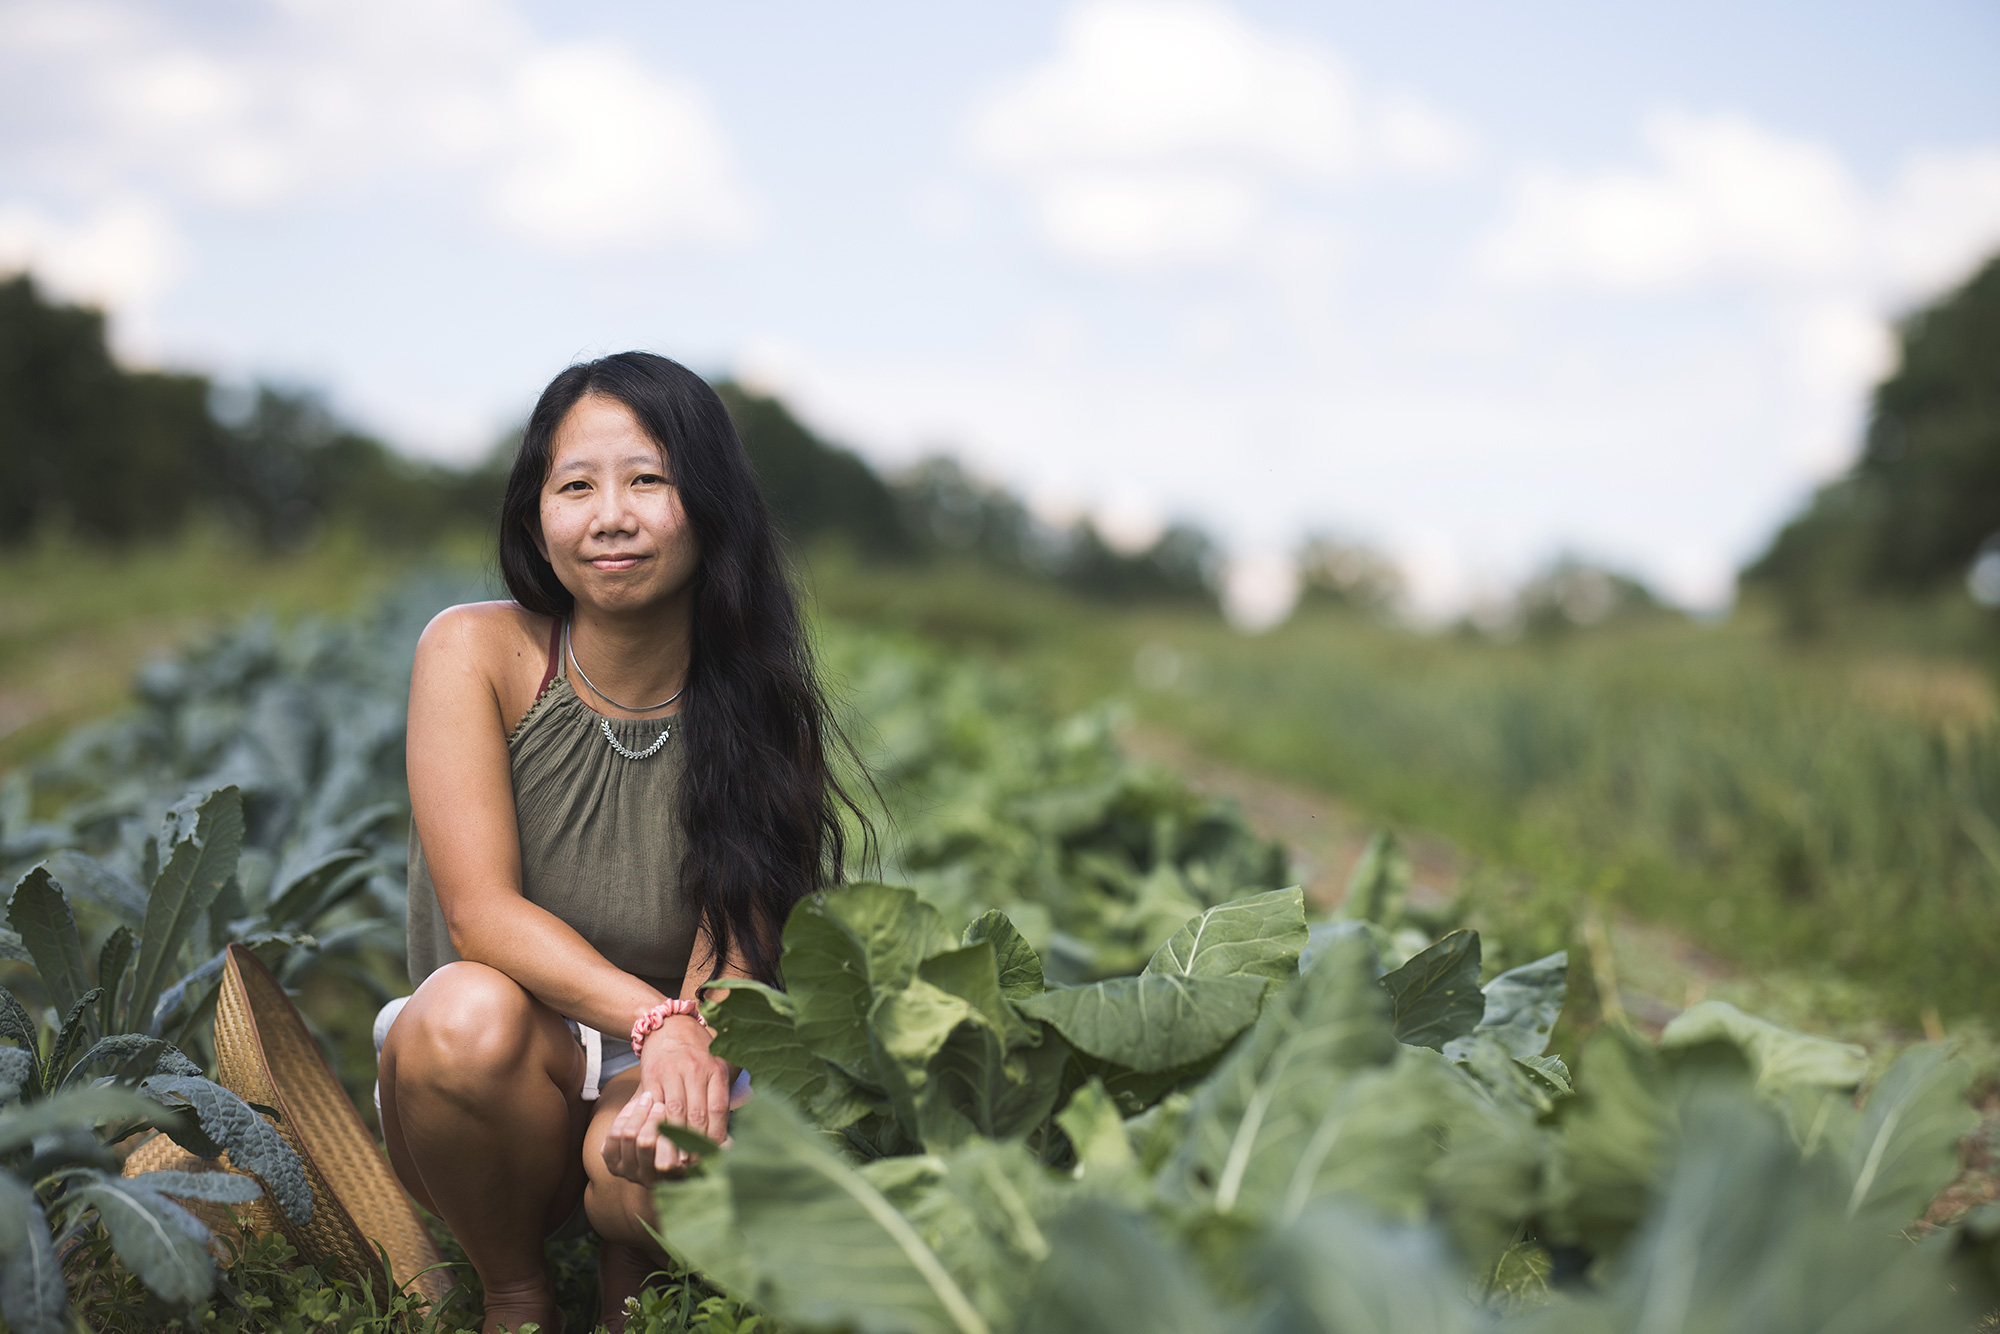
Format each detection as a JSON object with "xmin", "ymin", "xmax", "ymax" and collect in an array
[
  {"xmin": 0, "ymin": 0, "xmax": 756, "ymax": 286},
  {"xmin": 1482, "ymin": 110, "xmax": 2000, "ymax": 303},
  {"xmin": 490, "ymin": 43, "xmax": 754, "ymax": 250},
  {"xmin": 966, "ymin": 0, "xmax": 1471, "ymax": 267},
  {"xmin": 0, "ymin": 198, "xmax": 185, "ymax": 308},
  {"xmin": 1482, "ymin": 111, "xmax": 1863, "ymax": 290}
]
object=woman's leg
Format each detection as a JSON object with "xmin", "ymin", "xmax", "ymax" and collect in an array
[
  {"xmin": 380, "ymin": 961, "xmax": 589, "ymax": 1334},
  {"xmin": 581, "ymin": 1071, "xmax": 677, "ymax": 1332}
]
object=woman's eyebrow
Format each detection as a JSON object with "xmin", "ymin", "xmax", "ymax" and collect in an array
[{"xmin": 550, "ymin": 452, "xmax": 666, "ymax": 478}]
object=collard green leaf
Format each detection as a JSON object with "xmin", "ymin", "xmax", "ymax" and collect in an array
[
  {"xmin": 1377, "ymin": 929, "xmax": 1484, "ymax": 1052},
  {"xmin": 650, "ymin": 1169, "xmax": 757, "ymax": 1294},
  {"xmin": 1017, "ymin": 973, "xmax": 1269, "ymax": 1075},
  {"xmin": 1660, "ymin": 1001, "xmax": 1868, "ymax": 1097},
  {"xmin": 1442, "ymin": 950, "xmax": 1568, "ymax": 1063},
  {"xmin": 68, "ymin": 1169, "xmax": 215, "ymax": 1307},
  {"xmin": 8, "ymin": 867, "xmax": 89, "ymax": 1021},
  {"xmin": 1257, "ymin": 1202, "xmax": 1484, "ymax": 1334},
  {"xmin": 918, "ymin": 943, "xmax": 1019, "ymax": 1044},
  {"xmin": 961, "ymin": 911, "xmax": 1043, "ymax": 1000},
  {"xmin": 1529, "ymin": 1090, "xmax": 1974, "ymax": 1334},
  {"xmin": 869, "ymin": 979, "xmax": 980, "ymax": 1140},
  {"xmin": 141, "ymin": 1074, "xmax": 311, "ymax": 1227},
  {"xmin": 916, "ymin": 1019, "xmax": 1071, "ymax": 1150},
  {"xmin": 704, "ymin": 982, "xmax": 873, "ymax": 1130},
  {"xmin": 97, "ymin": 925, "xmax": 134, "ymax": 1037},
  {"xmin": 1840, "ymin": 1044, "xmax": 1976, "ymax": 1223},
  {"xmin": 1158, "ymin": 934, "xmax": 1419, "ymax": 1224},
  {"xmin": 0, "ymin": 1178, "xmax": 64, "ymax": 1334},
  {"xmin": 723, "ymin": 1095, "xmax": 993, "ymax": 1334},
  {"xmin": 784, "ymin": 883, "xmax": 954, "ymax": 1081},
  {"xmin": 131, "ymin": 788, "xmax": 245, "ymax": 1036},
  {"xmin": 1014, "ymin": 1199, "xmax": 1224, "ymax": 1334},
  {"xmin": 40, "ymin": 850, "xmax": 147, "ymax": 929},
  {"xmin": 1055, "ymin": 1079, "xmax": 1137, "ymax": 1182},
  {"xmin": 1343, "ymin": 830, "xmax": 1409, "ymax": 927},
  {"xmin": 1143, "ymin": 887, "xmax": 1306, "ymax": 983}
]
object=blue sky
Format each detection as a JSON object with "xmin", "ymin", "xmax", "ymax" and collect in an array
[{"xmin": 4, "ymin": 0, "xmax": 1998, "ymax": 621}]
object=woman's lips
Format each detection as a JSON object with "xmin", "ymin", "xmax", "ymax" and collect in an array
[{"xmin": 589, "ymin": 555, "xmax": 644, "ymax": 571}]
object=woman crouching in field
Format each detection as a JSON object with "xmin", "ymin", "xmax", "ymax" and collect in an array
[{"xmin": 375, "ymin": 353, "xmax": 868, "ymax": 1333}]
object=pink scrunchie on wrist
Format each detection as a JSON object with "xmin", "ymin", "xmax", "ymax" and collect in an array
[{"xmin": 631, "ymin": 998, "xmax": 708, "ymax": 1057}]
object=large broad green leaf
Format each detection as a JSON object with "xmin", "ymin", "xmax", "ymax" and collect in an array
[
  {"xmin": 1016, "ymin": 973, "xmax": 1269, "ymax": 1075},
  {"xmin": 1441, "ymin": 950, "xmax": 1568, "ymax": 1063},
  {"xmin": 785, "ymin": 883, "xmax": 956, "ymax": 1081},
  {"xmin": 961, "ymin": 912, "xmax": 1043, "ymax": 1000},
  {"xmin": 1143, "ymin": 887, "xmax": 1307, "ymax": 983},
  {"xmin": 650, "ymin": 1169, "xmax": 758, "ymax": 1295},
  {"xmin": 62, "ymin": 1036, "xmax": 200, "ymax": 1088},
  {"xmin": 263, "ymin": 848, "xmax": 372, "ymax": 931},
  {"xmin": 130, "ymin": 788, "xmax": 245, "ymax": 1036},
  {"xmin": 1256, "ymin": 1202, "xmax": 1484, "ymax": 1334},
  {"xmin": 1659, "ymin": 1001, "xmax": 1868, "ymax": 1097},
  {"xmin": 1055, "ymin": 1079, "xmax": 1138, "ymax": 1182},
  {"xmin": 919, "ymin": 943, "xmax": 1026, "ymax": 1046},
  {"xmin": 8, "ymin": 868, "xmax": 89, "ymax": 1021},
  {"xmin": 1158, "ymin": 934, "xmax": 1429, "ymax": 1225},
  {"xmin": 1013, "ymin": 1199, "xmax": 1225, "ymax": 1334},
  {"xmin": 916, "ymin": 1020, "xmax": 1071, "ymax": 1149},
  {"xmin": 40, "ymin": 850, "xmax": 147, "ymax": 929},
  {"xmin": 0, "ymin": 1176, "xmax": 64, "ymax": 1334},
  {"xmin": 142, "ymin": 1075, "xmax": 311, "ymax": 1226},
  {"xmin": 1377, "ymin": 930, "xmax": 1484, "ymax": 1052},
  {"xmin": 68, "ymin": 1168, "xmax": 216, "ymax": 1307},
  {"xmin": 1838, "ymin": 1043, "xmax": 1976, "ymax": 1223},
  {"xmin": 1521, "ymin": 1091, "xmax": 1974, "ymax": 1334},
  {"xmin": 901, "ymin": 1139, "xmax": 1073, "ymax": 1325},
  {"xmin": 704, "ymin": 981, "xmax": 873, "ymax": 1129},
  {"xmin": 723, "ymin": 1095, "xmax": 993, "ymax": 1334}
]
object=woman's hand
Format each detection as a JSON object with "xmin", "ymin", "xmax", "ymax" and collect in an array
[{"xmin": 600, "ymin": 1015, "xmax": 734, "ymax": 1184}]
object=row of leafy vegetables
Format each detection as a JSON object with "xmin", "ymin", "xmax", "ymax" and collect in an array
[{"xmin": 0, "ymin": 583, "xmax": 1993, "ymax": 1330}]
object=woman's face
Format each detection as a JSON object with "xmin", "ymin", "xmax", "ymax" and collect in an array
[{"xmin": 536, "ymin": 393, "xmax": 699, "ymax": 615}]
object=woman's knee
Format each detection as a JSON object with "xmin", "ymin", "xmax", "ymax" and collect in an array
[{"xmin": 385, "ymin": 962, "xmax": 561, "ymax": 1099}]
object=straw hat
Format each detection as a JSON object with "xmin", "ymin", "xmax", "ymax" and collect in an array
[{"xmin": 123, "ymin": 943, "xmax": 452, "ymax": 1305}]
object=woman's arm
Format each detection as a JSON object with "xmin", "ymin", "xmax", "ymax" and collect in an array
[
  {"xmin": 601, "ymin": 927, "xmax": 766, "ymax": 1181},
  {"xmin": 406, "ymin": 606, "xmax": 673, "ymax": 1044}
]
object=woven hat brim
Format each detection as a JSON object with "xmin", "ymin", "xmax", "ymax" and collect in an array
[{"xmin": 213, "ymin": 943, "xmax": 452, "ymax": 1304}]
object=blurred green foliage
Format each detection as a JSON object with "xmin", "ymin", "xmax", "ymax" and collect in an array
[{"xmin": 1746, "ymin": 252, "xmax": 2000, "ymax": 630}]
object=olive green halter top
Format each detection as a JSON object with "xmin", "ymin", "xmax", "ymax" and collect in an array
[{"xmin": 405, "ymin": 618, "xmax": 695, "ymax": 997}]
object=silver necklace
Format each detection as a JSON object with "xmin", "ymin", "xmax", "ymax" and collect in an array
[{"xmin": 565, "ymin": 621, "xmax": 682, "ymax": 760}]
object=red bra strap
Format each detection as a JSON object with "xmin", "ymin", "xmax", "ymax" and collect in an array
[{"xmin": 537, "ymin": 618, "xmax": 563, "ymax": 697}]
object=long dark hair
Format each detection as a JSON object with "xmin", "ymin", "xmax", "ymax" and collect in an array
[{"xmin": 499, "ymin": 352, "xmax": 871, "ymax": 985}]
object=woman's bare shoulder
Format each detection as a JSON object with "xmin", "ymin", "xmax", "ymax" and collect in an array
[{"xmin": 415, "ymin": 602, "xmax": 555, "ymax": 691}]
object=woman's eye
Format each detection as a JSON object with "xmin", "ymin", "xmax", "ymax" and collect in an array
[
  {"xmin": 560, "ymin": 480, "xmax": 590, "ymax": 492},
  {"xmin": 636, "ymin": 473, "xmax": 668, "ymax": 486}
]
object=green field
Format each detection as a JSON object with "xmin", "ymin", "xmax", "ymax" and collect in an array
[{"xmin": 6, "ymin": 543, "xmax": 1998, "ymax": 1332}]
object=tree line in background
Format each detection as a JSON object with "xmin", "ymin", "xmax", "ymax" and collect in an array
[
  {"xmin": 4, "ymin": 250, "xmax": 1997, "ymax": 630},
  {"xmin": 0, "ymin": 272, "xmax": 1217, "ymax": 607}
]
